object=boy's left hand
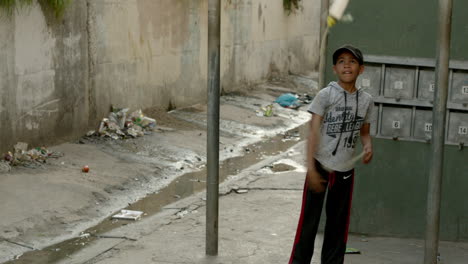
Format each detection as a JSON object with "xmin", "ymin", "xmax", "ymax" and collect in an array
[{"xmin": 362, "ymin": 145, "xmax": 373, "ymax": 164}]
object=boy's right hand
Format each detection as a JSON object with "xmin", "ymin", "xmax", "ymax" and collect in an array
[{"xmin": 306, "ymin": 168, "xmax": 327, "ymax": 193}]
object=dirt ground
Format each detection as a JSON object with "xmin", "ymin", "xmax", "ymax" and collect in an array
[{"xmin": 0, "ymin": 76, "xmax": 317, "ymax": 263}]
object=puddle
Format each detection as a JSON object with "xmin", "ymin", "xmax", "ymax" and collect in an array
[
  {"xmin": 6, "ymin": 125, "xmax": 306, "ymax": 264},
  {"xmin": 271, "ymin": 163, "xmax": 296, "ymax": 172}
]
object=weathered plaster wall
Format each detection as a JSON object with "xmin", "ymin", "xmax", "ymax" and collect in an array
[
  {"xmin": 88, "ymin": 0, "xmax": 209, "ymax": 122},
  {"xmin": 0, "ymin": 0, "xmax": 320, "ymax": 152},
  {"xmin": 221, "ymin": 0, "xmax": 320, "ymax": 91},
  {"xmin": 0, "ymin": 1, "xmax": 88, "ymax": 152}
]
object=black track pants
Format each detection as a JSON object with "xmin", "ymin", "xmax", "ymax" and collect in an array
[{"xmin": 289, "ymin": 161, "xmax": 355, "ymax": 264}]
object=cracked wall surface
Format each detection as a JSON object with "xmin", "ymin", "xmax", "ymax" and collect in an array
[{"xmin": 0, "ymin": 0, "xmax": 320, "ymax": 152}]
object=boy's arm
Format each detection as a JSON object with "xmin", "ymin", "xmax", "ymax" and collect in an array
[
  {"xmin": 360, "ymin": 123, "xmax": 373, "ymax": 164},
  {"xmin": 306, "ymin": 114, "xmax": 327, "ymax": 192}
]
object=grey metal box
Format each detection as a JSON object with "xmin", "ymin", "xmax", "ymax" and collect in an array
[
  {"xmin": 384, "ymin": 66, "xmax": 416, "ymax": 100},
  {"xmin": 413, "ymin": 109, "xmax": 433, "ymax": 140},
  {"xmin": 450, "ymin": 70, "xmax": 468, "ymax": 105},
  {"xmin": 417, "ymin": 68, "xmax": 436, "ymax": 101},
  {"xmin": 357, "ymin": 64, "xmax": 381, "ymax": 97},
  {"xmin": 380, "ymin": 106, "xmax": 412, "ymax": 138},
  {"xmin": 447, "ymin": 112, "xmax": 468, "ymax": 144},
  {"xmin": 370, "ymin": 124, "xmax": 377, "ymax": 136},
  {"xmin": 370, "ymin": 103, "xmax": 378, "ymax": 136}
]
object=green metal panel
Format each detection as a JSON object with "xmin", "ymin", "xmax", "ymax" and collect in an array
[
  {"xmin": 325, "ymin": 0, "xmax": 468, "ymax": 83},
  {"xmin": 352, "ymin": 139, "xmax": 468, "ymax": 241},
  {"xmin": 322, "ymin": 0, "xmax": 468, "ymax": 241}
]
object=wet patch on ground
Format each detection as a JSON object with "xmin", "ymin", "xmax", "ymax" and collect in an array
[
  {"xmin": 271, "ymin": 163, "xmax": 296, "ymax": 172},
  {"xmin": 7, "ymin": 125, "xmax": 306, "ymax": 264}
]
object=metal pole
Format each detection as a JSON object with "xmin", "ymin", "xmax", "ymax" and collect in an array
[
  {"xmin": 318, "ymin": 0, "xmax": 330, "ymax": 90},
  {"xmin": 206, "ymin": 0, "xmax": 221, "ymax": 256},
  {"xmin": 424, "ymin": 0, "xmax": 452, "ymax": 263}
]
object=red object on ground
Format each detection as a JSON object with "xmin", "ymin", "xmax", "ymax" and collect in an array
[{"xmin": 82, "ymin": 165, "xmax": 89, "ymax": 173}]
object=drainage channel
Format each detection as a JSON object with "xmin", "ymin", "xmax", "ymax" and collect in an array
[{"xmin": 7, "ymin": 125, "xmax": 306, "ymax": 264}]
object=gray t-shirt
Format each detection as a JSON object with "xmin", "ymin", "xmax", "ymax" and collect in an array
[{"xmin": 308, "ymin": 81, "xmax": 375, "ymax": 172}]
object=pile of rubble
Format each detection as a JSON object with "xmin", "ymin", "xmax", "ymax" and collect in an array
[
  {"xmin": 88, "ymin": 108, "xmax": 157, "ymax": 140},
  {"xmin": 0, "ymin": 108, "xmax": 157, "ymax": 172},
  {"xmin": 1, "ymin": 142, "xmax": 63, "ymax": 171}
]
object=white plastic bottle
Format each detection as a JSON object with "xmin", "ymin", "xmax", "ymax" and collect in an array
[
  {"xmin": 328, "ymin": 0, "xmax": 350, "ymax": 27},
  {"xmin": 330, "ymin": 0, "xmax": 350, "ymax": 20}
]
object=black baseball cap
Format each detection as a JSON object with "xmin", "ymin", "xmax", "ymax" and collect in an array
[{"xmin": 332, "ymin": 44, "xmax": 364, "ymax": 65}]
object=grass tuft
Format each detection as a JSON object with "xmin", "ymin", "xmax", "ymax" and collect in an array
[
  {"xmin": 0, "ymin": 0, "xmax": 71, "ymax": 17},
  {"xmin": 283, "ymin": 0, "xmax": 302, "ymax": 14}
]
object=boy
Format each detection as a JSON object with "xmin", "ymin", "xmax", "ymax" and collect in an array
[{"xmin": 289, "ymin": 44, "xmax": 374, "ymax": 264}]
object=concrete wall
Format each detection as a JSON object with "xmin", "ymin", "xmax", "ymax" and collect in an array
[
  {"xmin": 221, "ymin": 0, "xmax": 320, "ymax": 91},
  {"xmin": 88, "ymin": 0, "xmax": 209, "ymax": 123},
  {"xmin": 0, "ymin": 0, "xmax": 321, "ymax": 152},
  {"xmin": 0, "ymin": 1, "xmax": 89, "ymax": 151}
]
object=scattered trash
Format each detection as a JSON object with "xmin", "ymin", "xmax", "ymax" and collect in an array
[
  {"xmin": 2, "ymin": 142, "xmax": 63, "ymax": 170},
  {"xmin": 263, "ymin": 104, "xmax": 274, "ymax": 117},
  {"xmin": 112, "ymin": 209, "xmax": 144, "ymax": 220},
  {"xmin": 82, "ymin": 165, "xmax": 90, "ymax": 173},
  {"xmin": 345, "ymin": 247, "xmax": 361, "ymax": 254},
  {"xmin": 256, "ymin": 104, "xmax": 274, "ymax": 117},
  {"xmin": 176, "ymin": 210, "xmax": 189, "ymax": 219},
  {"xmin": 89, "ymin": 107, "xmax": 157, "ymax": 140},
  {"xmin": 275, "ymin": 93, "xmax": 301, "ymax": 109},
  {"xmin": 275, "ymin": 93, "xmax": 314, "ymax": 109},
  {"xmin": 79, "ymin": 232, "xmax": 91, "ymax": 239},
  {"xmin": 298, "ymin": 93, "xmax": 313, "ymax": 104},
  {"xmin": 235, "ymin": 189, "xmax": 249, "ymax": 194},
  {"xmin": 282, "ymin": 131, "xmax": 301, "ymax": 141}
]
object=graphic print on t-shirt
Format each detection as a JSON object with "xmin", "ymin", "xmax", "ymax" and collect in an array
[{"xmin": 323, "ymin": 106, "xmax": 364, "ymax": 150}]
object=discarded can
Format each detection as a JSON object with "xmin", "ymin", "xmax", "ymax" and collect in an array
[
  {"xmin": 82, "ymin": 165, "xmax": 90, "ymax": 173},
  {"xmin": 4, "ymin": 152, "xmax": 13, "ymax": 162},
  {"xmin": 263, "ymin": 104, "xmax": 273, "ymax": 117}
]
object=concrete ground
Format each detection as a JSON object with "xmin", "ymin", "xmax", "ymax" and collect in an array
[
  {"xmin": 0, "ymin": 78, "xmax": 314, "ymax": 263},
  {"xmin": 55, "ymin": 142, "xmax": 468, "ymax": 264},
  {"xmin": 2, "ymin": 76, "xmax": 467, "ymax": 263}
]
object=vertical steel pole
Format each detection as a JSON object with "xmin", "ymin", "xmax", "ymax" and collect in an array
[
  {"xmin": 318, "ymin": 0, "xmax": 330, "ymax": 90},
  {"xmin": 206, "ymin": 0, "xmax": 221, "ymax": 256},
  {"xmin": 424, "ymin": 0, "xmax": 452, "ymax": 263}
]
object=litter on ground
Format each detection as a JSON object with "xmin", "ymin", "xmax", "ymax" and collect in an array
[
  {"xmin": 345, "ymin": 247, "xmax": 361, "ymax": 254},
  {"xmin": 274, "ymin": 93, "xmax": 313, "ymax": 109},
  {"xmin": 112, "ymin": 209, "xmax": 144, "ymax": 220},
  {"xmin": 1, "ymin": 142, "xmax": 64, "ymax": 171},
  {"xmin": 89, "ymin": 107, "xmax": 157, "ymax": 140}
]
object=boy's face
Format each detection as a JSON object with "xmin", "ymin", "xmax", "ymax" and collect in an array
[{"xmin": 332, "ymin": 51, "xmax": 364, "ymax": 85}]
